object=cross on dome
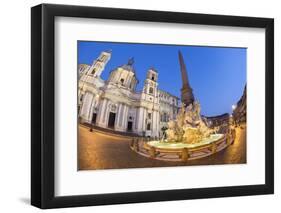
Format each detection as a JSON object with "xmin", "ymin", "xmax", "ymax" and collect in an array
[{"xmin": 127, "ymin": 57, "xmax": 134, "ymax": 65}]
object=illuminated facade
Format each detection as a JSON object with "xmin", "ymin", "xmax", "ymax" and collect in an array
[
  {"xmin": 78, "ymin": 51, "xmax": 179, "ymax": 138},
  {"xmin": 233, "ymin": 85, "xmax": 247, "ymax": 124}
]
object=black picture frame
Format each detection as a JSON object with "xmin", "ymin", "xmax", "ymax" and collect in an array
[{"xmin": 31, "ymin": 3, "xmax": 274, "ymax": 209}]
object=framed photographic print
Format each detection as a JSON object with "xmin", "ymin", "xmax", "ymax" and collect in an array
[{"xmin": 31, "ymin": 4, "xmax": 274, "ymax": 209}]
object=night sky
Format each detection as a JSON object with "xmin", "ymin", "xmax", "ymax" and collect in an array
[{"xmin": 78, "ymin": 41, "xmax": 246, "ymax": 116}]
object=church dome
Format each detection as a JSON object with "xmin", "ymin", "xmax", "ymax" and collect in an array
[
  {"xmin": 107, "ymin": 58, "xmax": 139, "ymax": 91},
  {"xmin": 120, "ymin": 57, "xmax": 135, "ymax": 73}
]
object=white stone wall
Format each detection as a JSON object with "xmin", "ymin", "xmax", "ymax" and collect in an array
[
  {"xmin": 158, "ymin": 90, "xmax": 179, "ymax": 137},
  {"xmin": 96, "ymin": 98, "xmax": 108, "ymax": 128},
  {"xmin": 78, "ymin": 52, "xmax": 178, "ymax": 138}
]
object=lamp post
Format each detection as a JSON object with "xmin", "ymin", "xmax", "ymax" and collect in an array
[{"xmin": 231, "ymin": 104, "xmax": 237, "ymax": 128}]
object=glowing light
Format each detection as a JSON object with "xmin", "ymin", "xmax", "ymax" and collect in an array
[{"xmin": 232, "ymin": 104, "xmax": 237, "ymax": 111}]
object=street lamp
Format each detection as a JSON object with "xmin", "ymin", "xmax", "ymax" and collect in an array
[{"xmin": 231, "ymin": 104, "xmax": 237, "ymax": 128}]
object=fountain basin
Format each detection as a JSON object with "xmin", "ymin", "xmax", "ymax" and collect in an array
[
  {"xmin": 147, "ymin": 134, "xmax": 224, "ymax": 149},
  {"xmin": 130, "ymin": 132, "xmax": 233, "ymax": 162}
]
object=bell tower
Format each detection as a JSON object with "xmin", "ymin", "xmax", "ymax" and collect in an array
[
  {"xmin": 143, "ymin": 68, "xmax": 158, "ymax": 99},
  {"xmin": 140, "ymin": 68, "xmax": 159, "ymax": 138},
  {"xmin": 87, "ymin": 50, "xmax": 111, "ymax": 78}
]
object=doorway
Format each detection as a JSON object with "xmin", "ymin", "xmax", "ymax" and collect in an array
[
  {"xmin": 108, "ymin": 112, "xmax": 116, "ymax": 128},
  {"xmin": 127, "ymin": 121, "xmax": 133, "ymax": 132},
  {"xmin": 91, "ymin": 113, "xmax": 97, "ymax": 124}
]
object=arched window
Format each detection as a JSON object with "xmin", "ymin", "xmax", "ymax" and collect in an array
[
  {"xmin": 149, "ymin": 87, "xmax": 154, "ymax": 94},
  {"xmin": 147, "ymin": 123, "xmax": 151, "ymax": 130},
  {"xmin": 79, "ymin": 94, "xmax": 84, "ymax": 102},
  {"xmin": 120, "ymin": 78, "xmax": 124, "ymax": 85},
  {"xmin": 91, "ymin": 68, "xmax": 96, "ymax": 75},
  {"xmin": 163, "ymin": 113, "xmax": 169, "ymax": 122},
  {"xmin": 151, "ymin": 74, "xmax": 155, "ymax": 81},
  {"xmin": 110, "ymin": 104, "xmax": 117, "ymax": 112},
  {"xmin": 100, "ymin": 55, "xmax": 106, "ymax": 61}
]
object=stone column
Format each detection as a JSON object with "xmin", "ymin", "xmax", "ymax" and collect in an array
[
  {"xmin": 135, "ymin": 107, "xmax": 139, "ymax": 131},
  {"xmin": 96, "ymin": 98, "xmax": 108, "ymax": 127},
  {"xmin": 153, "ymin": 110, "xmax": 160, "ymax": 138},
  {"xmin": 115, "ymin": 103, "xmax": 124, "ymax": 131},
  {"xmin": 136, "ymin": 107, "xmax": 144, "ymax": 134},
  {"xmin": 102, "ymin": 100, "xmax": 110, "ymax": 127},
  {"xmin": 143, "ymin": 108, "xmax": 147, "ymax": 131},
  {"xmin": 122, "ymin": 105, "xmax": 129, "ymax": 131},
  {"xmin": 118, "ymin": 103, "xmax": 124, "ymax": 128},
  {"xmin": 80, "ymin": 92, "xmax": 93, "ymax": 123},
  {"xmin": 115, "ymin": 103, "xmax": 121, "ymax": 129}
]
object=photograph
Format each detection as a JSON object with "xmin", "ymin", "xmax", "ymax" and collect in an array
[
  {"xmin": 29, "ymin": 3, "xmax": 274, "ymax": 209},
  {"xmin": 77, "ymin": 41, "xmax": 247, "ymax": 170}
]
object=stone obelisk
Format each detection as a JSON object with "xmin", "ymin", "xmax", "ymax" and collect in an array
[{"xmin": 178, "ymin": 50, "xmax": 195, "ymax": 106}]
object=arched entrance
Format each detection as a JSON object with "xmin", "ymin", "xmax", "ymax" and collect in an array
[
  {"xmin": 107, "ymin": 104, "xmax": 117, "ymax": 129},
  {"xmin": 108, "ymin": 112, "xmax": 116, "ymax": 128},
  {"xmin": 127, "ymin": 121, "xmax": 133, "ymax": 131},
  {"xmin": 91, "ymin": 107, "xmax": 98, "ymax": 125},
  {"xmin": 91, "ymin": 113, "xmax": 97, "ymax": 124}
]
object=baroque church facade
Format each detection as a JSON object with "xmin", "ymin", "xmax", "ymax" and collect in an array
[{"xmin": 78, "ymin": 51, "xmax": 179, "ymax": 138}]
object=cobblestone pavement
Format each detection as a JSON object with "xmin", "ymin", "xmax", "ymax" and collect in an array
[{"xmin": 78, "ymin": 125, "xmax": 246, "ymax": 170}]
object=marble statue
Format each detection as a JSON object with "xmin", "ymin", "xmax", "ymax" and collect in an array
[{"xmin": 165, "ymin": 101, "xmax": 215, "ymax": 144}]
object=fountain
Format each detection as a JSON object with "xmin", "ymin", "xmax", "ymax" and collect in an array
[
  {"xmin": 130, "ymin": 99, "xmax": 233, "ymax": 162},
  {"xmin": 130, "ymin": 51, "xmax": 235, "ymax": 161},
  {"xmin": 166, "ymin": 101, "xmax": 215, "ymax": 143},
  {"xmin": 147, "ymin": 101, "xmax": 224, "ymax": 150}
]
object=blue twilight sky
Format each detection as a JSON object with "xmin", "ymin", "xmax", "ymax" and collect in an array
[{"xmin": 78, "ymin": 41, "xmax": 246, "ymax": 117}]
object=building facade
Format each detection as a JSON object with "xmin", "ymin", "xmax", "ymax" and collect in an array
[
  {"xmin": 204, "ymin": 113, "xmax": 230, "ymax": 127},
  {"xmin": 78, "ymin": 51, "xmax": 179, "ymax": 138},
  {"xmin": 158, "ymin": 90, "xmax": 179, "ymax": 134},
  {"xmin": 233, "ymin": 85, "xmax": 247, "ymax": 125}
]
